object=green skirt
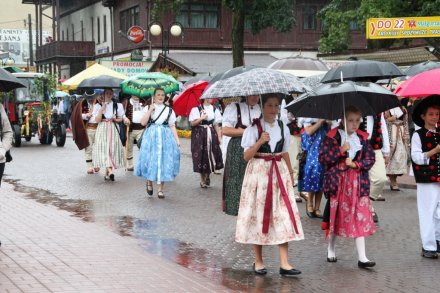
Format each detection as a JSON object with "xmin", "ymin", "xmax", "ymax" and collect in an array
[{"xmin": 222, "ymin": 137, "xmax": 248, "ymax": 216}]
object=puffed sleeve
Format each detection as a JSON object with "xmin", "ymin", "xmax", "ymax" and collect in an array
[
  {"xmin": 282, "ymin": 122, "xmax": 291, "ymax": 152},
  {"xmin": 214, "ymin": 108, "xmax": 222, "ymax": 125},
  {"xmin": 241, "ymin": 125, "xmax": 259, "ymax": 151},
  {"xmin": 92, "ymin": 103, "xmax": 101, "ymax": 116},
  {"xmin": 117, "ymin": 103, "xmax": 125, "ymax": 118},
  {"xmin": 222, "ymin": 103, "xmax": 238, "ymax": 128},
  {"xmin": 188, "ymin": 107, "xmax": 200, "ymax": 122},
  {"xmin": 168, "ymin": 109, "xmax": 177, "ymax": 126},
  {"xmin": 411, "ymin": 132, "xmax": 429, "ymax": 165}
]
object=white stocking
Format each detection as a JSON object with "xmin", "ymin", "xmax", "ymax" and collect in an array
[
  {"xmin": 327, "ymin": 235, "xmax": 336, "ymax": 258},
  {"xmin": 355, "ymin": 237, "xmax": 369, "ymax": 262}
]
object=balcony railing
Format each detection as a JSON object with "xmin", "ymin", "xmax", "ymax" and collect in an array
[{"xmin": 36, "ymin": 41, "xmax": 95, "ymax": 62}]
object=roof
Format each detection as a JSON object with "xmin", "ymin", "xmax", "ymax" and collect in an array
[{"xmin": 319, "ymin": 46, "xmax": 439, "ymax": 66}]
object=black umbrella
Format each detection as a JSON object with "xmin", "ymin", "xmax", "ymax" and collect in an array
[
  {"xmin": 404, "ymin": 61, "xmax": 440, "ymax": 76},
  {"xmin": 209, "ymin": 65, "xmax": 262, "ymax": 85},
  {"xmin": 77, "ymin": 74, "xmax": 125, "ymax": 89},
  {"xmin": 184, "ymin": 74, "xmax": 212, "ymax": 88},
  {"xmin": 321, "ymin": 60, "xmax": 404, "ymax": 83},
  {"xmin": 285, "ymin": 81, "xmax": 400, "ymax": 121},
  {"xmin": 0, "ymin": 67, "xmax": 26, "ymax": 91}
]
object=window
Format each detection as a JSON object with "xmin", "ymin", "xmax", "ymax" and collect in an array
[
  {"xmin": 91, "ymin": 17, "xmax": 94, "ymax": 42},
  {"xmin": 81, "ymin": 20, "xmax": 84, "ymax": 41},
  {"xmin": 303, "ymin": 5, "xmax": 317, "ymax": 30},
  {"xmin": 120, "ymin": 6, "xmax": 139, "ymax": 33},
  {"xmin": 104, "ymin": 15, "xmax": 107, "ymax": 42},
  {"xmin": 97, "ymin": 17, "xmax": 101, "ymax": 44},
  {"xmin": 176, "ymin": 3, "xmax": 219, "ymax": 28},
  {"xmin": 71, "ymin": 24, "xmax": 74, "ymax": 41}
]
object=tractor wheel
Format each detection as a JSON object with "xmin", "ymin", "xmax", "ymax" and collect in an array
[
  {"xmin": 39, "ymin": 125, "xmax": 53, "ymax": 145},
  {"xmin": 12, "ymin": 124, "xmax": 21, "ymax": 147},
  {"xmin": 56, "ymin": 124, "xmax": 66, "ymax": 147}
]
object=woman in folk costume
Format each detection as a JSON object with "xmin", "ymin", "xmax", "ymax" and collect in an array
[
  {"xmin": 135, "ymin": 88, "xmax": 180, "ymax": 199},
  {"xmin": 93, "ymin": 88, "xmax": 125, "ymax": 181},
  {"xmin": 189, "ymin": 98, "xmax": 223, "ymax": 188},
  {"xmin": 236, "ymin": 94, "xmax": 304, "ymax": 276},
  {"xmin": 319, "ymin": 106, "xmax": 376, "ymax": 268},
  {"xmin": 222, "ymin": 95, "xmax": 261, "ymax": 216},
  {"xmin": 410, "ymin": 95, "xmax": 440, "ymax": 259},
  {"xmin": 298, "ymin": 117, "xmax": 332, "ymax": 218},
  {"xmin": 384, "ymin": 105, "xmax": 410, "ymax": 191}
]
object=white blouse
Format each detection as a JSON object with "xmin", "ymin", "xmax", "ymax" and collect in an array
[
  {"xmin": 145, "ymin": 103, "xmax": 176, "ymax": 126},
  {"xmin": 338, "ymin": 129, "xmax": 362, "ymax": 159},
  {"xmin": 82, "ymin": 102, "xmax": 100, "ymax": 123},
  {"xmin": 241, "ymin": 120, "xmax": 291, "ymax": 153},
  {"xmin": 92, "ymin": 101, "xmax": 124, "ymax": 120},
  {"xmin": 188, "ymin": 104, "xmax": 222, "ymax": 125},
  {"xmin": 222, "ymin": 102, "xmax": 261, "ymax": 128},
  {"xmin": 130, "ymin": 98, "xmax": 148, "ymax": 123}
]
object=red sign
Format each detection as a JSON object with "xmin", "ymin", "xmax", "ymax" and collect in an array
[{"xmin": 127, "ymin": 26, "xmax": 145, "ymax": 43}]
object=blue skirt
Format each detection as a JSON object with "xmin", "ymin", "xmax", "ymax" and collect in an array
[{"xmin": 135, "ymin": 124, "xmax": 180, "ymax": 183}]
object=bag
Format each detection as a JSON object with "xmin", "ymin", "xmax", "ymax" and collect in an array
[{"xmin": 297, "ymin": 150, "xmax": 307, "ymax": 180}]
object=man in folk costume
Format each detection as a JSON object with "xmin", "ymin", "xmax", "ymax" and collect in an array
[
  {"xmin": 411, "ymin": 95, "xmax": 440, "ymax": 259},
  {"xmin": 81, "ymin": 90, "xmax": 101, "ymax": 174},
  {"xmin": 359, "ymin": 113, "xmax": 390, "ymax": 222},
  {"xmin": 123, "ymin": 95, "xmax": 147, "ymax": 171}
]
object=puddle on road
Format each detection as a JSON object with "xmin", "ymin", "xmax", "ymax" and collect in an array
[{"xmin": 5, "ymin": 179, "xmax": 282, "ymax": 292}]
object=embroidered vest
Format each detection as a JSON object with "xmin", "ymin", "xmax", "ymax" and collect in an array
[
  {"xmin": 82, "ymin": 100, "xmax": 91, "ymax": 123},
  {"xmin": 126, "ymin": 102, "xmax": 134, "ymax": 122},
  {"xmin": 287, "ymin": 117, "xmax": 302, "ymax": 136},
  {"xmin": 360, "ymin": 114, "xmax": 383, "ymax": 150},
  {"xmin": 254, "ymin": 119, "xmax": 285, "ymax": 153},
  {"xmin": 412, "ymin": 128, "xmax": 440, "ymax": 183},
  {"xmin": 235, "ymin": 103, "xmax": 246, "ymax": 129}
]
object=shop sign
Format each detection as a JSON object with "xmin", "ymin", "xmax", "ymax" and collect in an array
[
  {"xmin": 367, "ymin": 16, "xmax": 440, "ymax": 39},
  {"xmin": 100, "ymin": 60, "xmax": 151, "ymax": 77},
  {"xmin": 127, "ymin": 26, "xmax": 145, "ymax": 43}
]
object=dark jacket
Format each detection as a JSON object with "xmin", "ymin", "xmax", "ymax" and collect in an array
[
  {"xmin": 319, "ymin": 128, "xmax": 375, "ymax": 198},
  {"xmin": 70, "ymin": 98, "xmax": 89, "ymax": 150}
]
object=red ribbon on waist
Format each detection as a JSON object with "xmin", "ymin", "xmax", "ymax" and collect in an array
[{"xmin": 255, "ymin": 155, "xmax": 299, "ymax": 235}]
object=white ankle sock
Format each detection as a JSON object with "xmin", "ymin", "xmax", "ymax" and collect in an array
[
  {"xmin": 327, "ymin": 235, "xmax": 336, "ymax": 258},
  {"xmin": 355, "ymin": 237, "xmax": 369, "ymax": 262}
]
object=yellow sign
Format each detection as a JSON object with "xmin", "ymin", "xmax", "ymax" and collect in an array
[{"xmin": 366, "ymin": 16, "xmax": 440, "ymax": 39}]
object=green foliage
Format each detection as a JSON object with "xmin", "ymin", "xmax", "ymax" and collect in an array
[{"xmin": 33, "ymin": 73, "xmax": 57, "ymax": 100}]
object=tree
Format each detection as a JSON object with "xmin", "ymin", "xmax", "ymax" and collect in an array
[
  {"xmin": 319, "ymin": 0, "xmax": 440, "ymax": 54},
  {"xmin": 153, "ymin": 0, "xmax": 296, "ymax": 67}
]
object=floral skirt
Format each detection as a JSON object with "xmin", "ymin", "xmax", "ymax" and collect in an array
[
  {"xmin": 329, "ymin": 168, "xmax": 376, "ymax": 238},
  {"xmin": 93, "ymin": 121, "xmax": 125, "ymax": 169},
  {"xmin": 191, "ymin": 125, "xmax": 223, "ymax": 174},
  {"xmin": 235, "ymin": 154, "xmax": 304, "ymax": 245},
  {"xmin": 134, "ymin": 124, "xmax": 180, "ymax": 183}
]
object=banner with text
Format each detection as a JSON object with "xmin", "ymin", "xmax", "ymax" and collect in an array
[
  {"xmin": 366, "ymin": 16, "xmax": 440, "ymax": 39},
  {"xmin": 99, "ymin": 60, "xmax": 152, "ymax": 77}
]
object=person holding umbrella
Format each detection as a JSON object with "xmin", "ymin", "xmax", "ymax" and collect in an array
[
  {"xmin": 92, "ymin": 88, "xmax": 126, "ymax": 181},
  {"xmin": 319, "ymin": 105, "xmax": 376, "ymax": 268},
  {"xmin": 189, "ymin": 97, "xmax": 223, "ymax": 188},
  {"xmin": 235, "ymin": 93, "xmax": 304, "ymax": 276},
  {"xmin": 410, "ymin": 95, "xmax": 440, "ymax": 259},
  {"xmin": 222, "ymin": 95, "xmax": 261, "ymax": 215},
  {"xmin": 135, "ymin": 88, "xmax": 180, "ymax": 198}
]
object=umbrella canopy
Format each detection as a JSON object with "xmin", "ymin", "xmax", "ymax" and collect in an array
[
  {"xmin": 209, "ymin": 65, "xmax": 262, "ymax": 85},
  {"xmin": 184, "ymin": 75, "xmax": 212, "ymax": 87},
  {"xmin": 201, "ymin": 68, "xmax": 311, "ymax": 99},
  {"xmin": 301, "ymin": 74, "xmax": 325, "ymax": 89},
  {"xmin": 405, "ymin": 61, "xmax": 440, "ymax": 76},
  {"xmin": 77, "ymin": 75, "xmax": 125, "ymax": 89},
  {"xmin": 120, "ymin": 72, "xmax": 179, "ymax": 98},
  {"xmin": 2, "ymin": 66, "xmax": 23, "ymax": 73},
  {"xmin": 285, "ymin": 81, "xmax": 400, "ymax": 120},
  {"xmin": 321, "ymin": 60, "xmax": 404, "ymax": 83},
  {"xmin": 62, "ymin": 63, "xmax": 127, "ymax": 90},
  {"xmin": 54, "ymin": 90, "xmax": 69, "ymax": 98},
  {"xmin": 394, "ymin": 68, "xmax": 440, "ymax": 98},
  {"xmin": 0, "ymin": 67, "xmax": 26, "ymax": 92},
  {"xmin": 268, "ymin": 57, "xmax": 329, "ymax": 71},
  {"xmin": 173, "ymin": 81, "xmax": 209, "ymax": 117}
]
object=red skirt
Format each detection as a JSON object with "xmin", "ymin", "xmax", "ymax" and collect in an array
[{"xmin": 329, "ymin": 167, "xmax": 375, "ymax": 238}]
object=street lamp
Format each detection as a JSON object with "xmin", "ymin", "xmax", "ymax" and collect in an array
[
  {"xmin": 2, "ymin": 57, "xmax": 15, "ymax": 66},
  {"xmin": 148, "ymin": 21, "xmax": 183, "ymax": 66}
]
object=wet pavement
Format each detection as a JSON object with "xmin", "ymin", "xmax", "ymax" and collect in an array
[{"xmin": 2, "ymin": 137, "xmax": 440, "ymax": 292}]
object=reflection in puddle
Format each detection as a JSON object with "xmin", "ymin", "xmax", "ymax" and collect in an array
[{"xmin": 6, "ymin": 179, "xmax": 282, "ymax": 291}]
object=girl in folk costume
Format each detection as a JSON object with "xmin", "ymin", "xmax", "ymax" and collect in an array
[
  {"xmin": 189, "ymin": 98, "xmax": 223, "ymax": 188},
  {"xmin": 236, "ymin": 94, "xmax": 304, "ymax": 276},
  {"xmin": 410, "ymin": 95, "xmax": 440, "ymax": 259},
  {"xmin": 222, "ymin": 95, "xmax": 261, "ymax": 216},
  {"xmin": 135, "ymin": 88, "xmax": 180, "ymax": 199},
  {"xmin": 319, "ymin": 106, "xmax": 376, "ymax": 268},
  {"xmin": 81, "ymin": 90, "xmax": 100, "ymax": 174},
  {"xmin": 298, "ymin": 118, "xmax": 332, "ymax": 218},
  {"xmin": 384, "ymin": 105, "xmax": 410, "ymax": 191},
  {"xmin": 93, "ymin": 88, "xmax": 125, "ymax": 181}
]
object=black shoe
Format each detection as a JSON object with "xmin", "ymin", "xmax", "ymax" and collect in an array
[
  {"xmin": 206, "ymin": 176, "xmax": 211, "ymax": 186},
  {"xmin": 109, "ymin": 173, "xmax": 115, "ymax": 181},
  {"xmin": 253, "ymin": 263, "xmax": 267, "ymax": 275},
  {"xmin": 146, "ymin": 183, "xmax": 153, "ymax": 196},
  {"xmin": 372, "ymin": 212, "xmax": 379, "ymax": 223},
  {"xmin": 358, "ymin": 260, "xmax": 376, "ymax": 268},
  {"xmin": 421, "ymin": 248, "xmax": 438, "ymax": 259},
  {"xmin": 279, "ymin": 267, "xmax": 301, "ymax": 276},
  {"xmin": 327, "ymin": 257, "xmax": 337, "ymax": 263}
]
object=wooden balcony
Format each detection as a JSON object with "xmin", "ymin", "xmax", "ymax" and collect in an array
[{"xmin": 36, "ymin": 41, "xmax": 95, "ymax": 63}]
